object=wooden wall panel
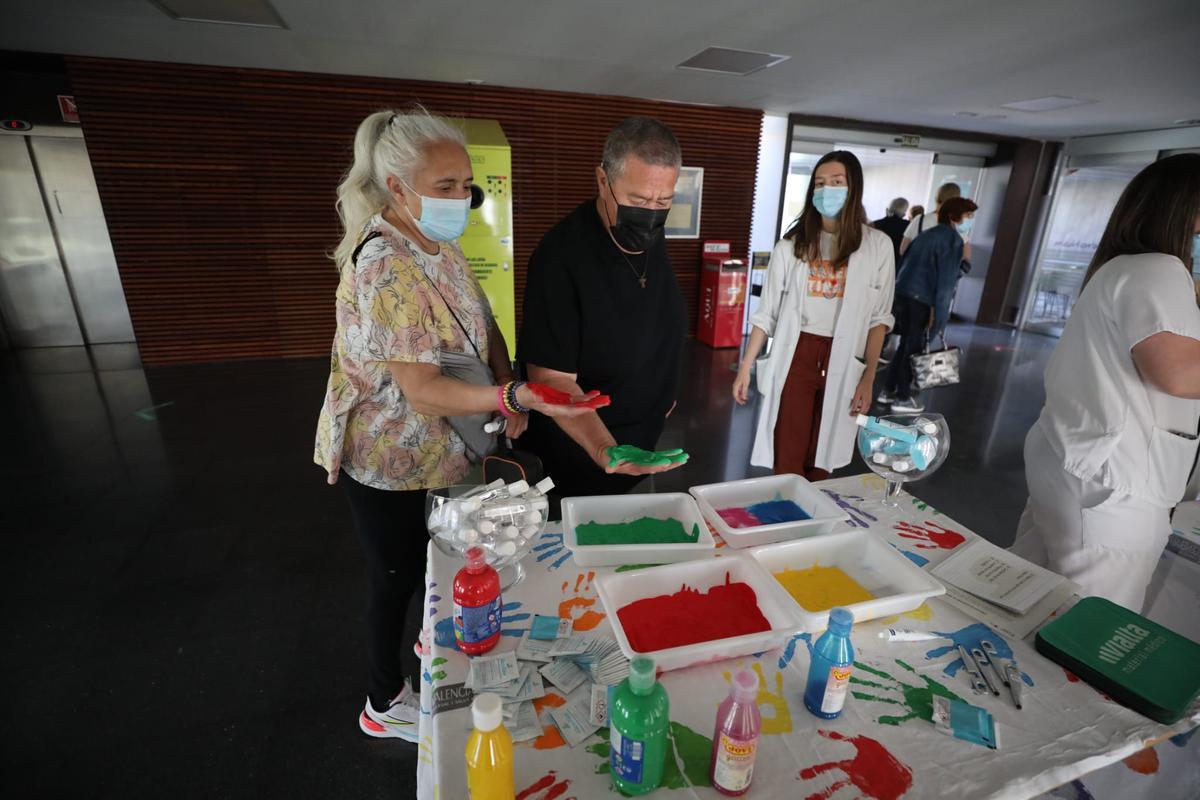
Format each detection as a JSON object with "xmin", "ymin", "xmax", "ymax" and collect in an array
[{"xmin": 64, "ymin": 57, "xmax": 762, "ymax": 365}]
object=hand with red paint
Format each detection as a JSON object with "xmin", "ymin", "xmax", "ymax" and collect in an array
[
  {"xmin": 516, "ymin": 382, "xmax": 611, "ymax": 417},
  {"xmin": 894, "ymin": 520, "xmax": 966, "ymax": 550}
]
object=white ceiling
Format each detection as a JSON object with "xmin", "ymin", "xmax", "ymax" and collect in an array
[{"xmin": 2, "ymin": 0, "xmax": 1198, "ymax": 140}]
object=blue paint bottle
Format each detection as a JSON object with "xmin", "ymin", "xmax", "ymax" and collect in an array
[{"xmin": 804, "ymin": 607, "xmax": 855, "ymax": 719}]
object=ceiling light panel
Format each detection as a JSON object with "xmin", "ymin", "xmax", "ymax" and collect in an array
[
  {"xmin": 150, "ymin": 0, "xmax": 286, "ymax": 28},
  {"xmin": 1000, "ymin": 95, "xmax": 1096, "ymax": 112},
  {"xmin": 676, "ymin": 47, "xmax": 790, "ymax": 76}
]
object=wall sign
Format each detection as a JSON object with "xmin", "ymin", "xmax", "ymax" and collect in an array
[
  {"xmin": 58, "ymin": 95, "xmax": 80, "ymax": 124},
  {"xmin": 665, "ymin": 166, "xmax": 704, "ymax": 239}
]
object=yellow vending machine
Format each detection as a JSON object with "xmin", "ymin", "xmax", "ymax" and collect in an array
[{"xmin": 459, "ymin": 119, "xmax": 516, "ymax": 347}]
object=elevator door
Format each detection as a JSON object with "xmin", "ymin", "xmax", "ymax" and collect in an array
[
  {"xmin": 0, "ymin": 136, "xmax": 83, "ymax": 347},
  {"xmin": 0, "ymin": 134, "xmax": 134, "ymax": 348}
]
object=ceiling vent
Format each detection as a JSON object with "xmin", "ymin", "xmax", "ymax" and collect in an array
[
  {"xmin": 1000, "ymin": 95, "xmax": 1095, "ymax": 113},
  {"xmin": 676, "ymin": 47, "xmax": 790, "ymax": 76},
  {"xmin": 150, "ymin": 0, "xmax": 286, "ymax": 28}
]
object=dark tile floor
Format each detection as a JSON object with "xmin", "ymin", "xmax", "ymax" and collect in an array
[{"xmin": 1, "ymin": 323, "xmax": 1055, "ymax": 798}]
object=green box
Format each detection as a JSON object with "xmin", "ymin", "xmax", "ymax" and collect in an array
[{"xmin": 1035, "ymin": 596, "xmax": 1200, "ymax": 724}]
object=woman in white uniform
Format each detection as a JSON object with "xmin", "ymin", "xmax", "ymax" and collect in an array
[
  {"xmin": 1012, "ymin": 153, "xmax": 1200, "ymax": 611},
  {"xmin": 732, "ymin": 150, "xmax": 895, "ymax": 479}
]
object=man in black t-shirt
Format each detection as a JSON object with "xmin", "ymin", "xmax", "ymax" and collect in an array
[
  {"xmin": 518, "ymin": 117, "xmax": 690, "ymax": 508},
  {"xmin": 872, "ymin": 196, "xmax": 909, "ymax": 271}
]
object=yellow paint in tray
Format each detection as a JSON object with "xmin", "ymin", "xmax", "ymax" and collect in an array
[{"xmin": 773, "ymin": 564, "xmax": 874, "ymax": 611}]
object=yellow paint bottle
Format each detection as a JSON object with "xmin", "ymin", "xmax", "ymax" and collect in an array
[{"xmin": 465, "ymin": 693, "xmax": 515, "ymax": 800}]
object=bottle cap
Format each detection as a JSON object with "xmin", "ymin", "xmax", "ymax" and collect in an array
[
  {"xmin": 507, "ymin": 479, "xmax": 530, "ymax": 496},
  {"xmin": 828, "ymin": 607, "xmax": 855, "ymax": 635},
  {"xmin": 855, "ymin": 414, "xmax": 870, "ymax": 428},
  {"xmin": 471, "ymin": 692, "xmax": 504, "ymax": 732},
  {"xmin": 534, "ymin": 477, "xmax": 555, "ymax": 495},
  {"xmin": 465, "ymin": 546, "xmax": 486, "ymax": 572},
  {"xmin": 731, "ymin": 669, "xmax": 758, "ymax": 703},
  {"xmin": 628, "ymin": 656, "xmax": 657, "ymax": 696}
]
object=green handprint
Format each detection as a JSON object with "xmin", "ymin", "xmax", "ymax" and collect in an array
[
  {"xmin": 585, "ymin": 722, "xmax": 712, "ymax": 789},
  {"xmin": 606, "ymin": 445, "xmax": 690, "ymax": 469},
  {"xmin": 851, "ymin": 658, "xmax": 964, "ymax": 726}
]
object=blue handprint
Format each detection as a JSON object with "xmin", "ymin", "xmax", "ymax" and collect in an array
[
  {"xmin": 924, "ymin": 622, "xmax": 1034, "ymax": 686},
  {"xmin": 778, "ymin": 632, "xmax": 813, "ymax": 670},
  {"xmin": 427, "ymin": 580, "xmax": 441, "ymax": 619},
  {"xmin": 821, "ymin": 489, "xmax": 877, "ymax": 529},
  {"xmin": 433, "ymin": 600, "xmax": 532, "ymax": 649},
  {"xmin": 531, "ymin": 531, "xmax": 573, "ymax": 570}
]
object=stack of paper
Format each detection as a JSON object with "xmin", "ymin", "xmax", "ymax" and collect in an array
[{"xmin": 931, "ymin": 538, "xmax": 1066, "ymax": 615}]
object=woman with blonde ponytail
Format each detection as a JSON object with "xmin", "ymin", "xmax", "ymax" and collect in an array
[{"xmin": 314, "ymin": 107, "xmax": 605, "ymax": 742}]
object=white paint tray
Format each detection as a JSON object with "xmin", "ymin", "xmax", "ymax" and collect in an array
[
  {"xmin": 689, "ymin": 474, "xmax": 849, "ymax": 548},
  {"xmin": 748, "ymin": 529, "xmax": 946, "ymax": 631},
  {"xmin": 561, "ymin": 493, "xmax": 715, "ymax": 567}
]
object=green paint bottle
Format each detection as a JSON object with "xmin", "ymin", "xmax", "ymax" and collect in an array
[{"xmin": 609, "ymin": 655, "xmax": 670, "ymax": 795}]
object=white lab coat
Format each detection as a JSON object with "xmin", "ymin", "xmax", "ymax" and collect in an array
[
  {"xmin": 749, "ymin": 226, "xmax": 895, "ymax": 471},
  {"xmin": 1012, "ymin": 253, "xmax": 1200, "ymax": 609}
]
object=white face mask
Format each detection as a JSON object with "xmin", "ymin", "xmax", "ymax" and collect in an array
[{"xmin": 400, "ymin": 178, "xmax": 470, "ymax": 242}]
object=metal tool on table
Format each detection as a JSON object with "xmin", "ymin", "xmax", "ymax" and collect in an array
[
  {"xmin": 957, "ymin": 645, "xmax": 990, "ymax": 695},
  {"xmin": 981, "ymin": 639, "xmax": 1024, "ymax": 710},
  {"xmin": 969, "ymin": 647, "xmax": 1001, "ymax": 696}
]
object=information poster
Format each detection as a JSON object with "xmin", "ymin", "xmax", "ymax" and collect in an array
[{"xmin": 459, "ymin": 119, "xmax": 516, "ymax": 346}]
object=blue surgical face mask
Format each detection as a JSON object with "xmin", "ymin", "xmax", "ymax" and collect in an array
[
  {"xmin": 812, "ymin": 186, "xmax": 848, "ymax": 219},
  {"xmin": 401, "ymin": 178, "xmax": 471, "ymax": 242},
  {"xmin": 1192, "ymin": 233, "xmax": 1200, "ymax": 276},
  {"xmin": 956, "ymin": 217, "xmax": 974, "ymax": 236}
]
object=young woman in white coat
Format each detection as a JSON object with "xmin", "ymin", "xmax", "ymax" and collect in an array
[
  {"xmin": 1012, "ymin": 153, "xmax": 1200, "ymax": 611},
  {"xmin": 733, "ymin": 151, "xmax": 895, "ymax": 479}
]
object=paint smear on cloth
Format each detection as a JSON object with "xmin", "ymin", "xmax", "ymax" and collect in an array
[
  {"xmin": 576, "ymin": 517, "xmax": 700, "ymax": 546},
  {"xmin": 774, "ymin": 564, "xmax": 874, "ymax": 611}
]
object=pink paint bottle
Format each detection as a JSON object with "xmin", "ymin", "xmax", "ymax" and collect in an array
[{"xmin": 709, "ymin": 669, "xmax": 761, "ymax": 796}]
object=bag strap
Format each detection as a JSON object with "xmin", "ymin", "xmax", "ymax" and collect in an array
[
  {"xmin": 352, "ymin": 231, "xmax": 482, "ymax": 360},
  {"xmin": 917, "ymin": 214, "xmax": 926, "ymax": 234}
]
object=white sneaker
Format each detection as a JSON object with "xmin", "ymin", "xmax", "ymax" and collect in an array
[
  {"xmin": 890, "ymin": 397, "xmax": 926, "ymax": 412},
  {"xmin": 359, "ymin": 684, "xmax": 421, "ymax": 742}
]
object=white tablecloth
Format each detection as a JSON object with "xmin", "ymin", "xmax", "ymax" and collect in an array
[{"xmin": 415, "ymin": 474, "xmax": 1200, "ymax": 799}]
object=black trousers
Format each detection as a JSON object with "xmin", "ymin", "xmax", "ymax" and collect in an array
[
  {"xmin": 884, "ymin": 295, "xmax": 932, "ymax": 401},
  {"xmin": 339, "ymin": 470, "xmax": 428, "ymax": 712}
]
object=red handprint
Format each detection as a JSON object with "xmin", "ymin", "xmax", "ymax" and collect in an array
[
  {"xmin": 517, "ymin": 770, "xmax": 575, "ymax": 800},
  {"xmin": 526, "ymin": 383, "xmax": 611, "ymax": 409},
  {"xmin": 894, "ymin": 520, "xmax": 965, "ymax": 550},
  {"xmin": 798, "ymin": 730, "xmax": 913, "ymax": 800}
]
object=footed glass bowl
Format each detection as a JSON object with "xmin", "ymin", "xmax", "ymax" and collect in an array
[{"xmin": 426, "ymin": 484, "xmax": 548, "ymax": 590}]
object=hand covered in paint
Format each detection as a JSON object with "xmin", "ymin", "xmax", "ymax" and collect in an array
[
  {"xmin": 517, "ymin": 382, "xmax": 611, "ymax": 417},
  {"xmin": 602, "ymin": 444, "xmax": 689, "ymax": 475},
  {"xmin": 849, "ymin": 374, "xmax": 873, "ymax": 416}
]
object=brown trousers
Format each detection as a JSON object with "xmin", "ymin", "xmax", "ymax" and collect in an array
[{"xmin": 773, "ymin": 332, "xmax": 833, "ymax": 481}]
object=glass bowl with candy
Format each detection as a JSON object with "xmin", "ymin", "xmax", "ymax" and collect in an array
[{"xmin": 855, "ymin": 414, "xmax": 950, "ymax": 507}]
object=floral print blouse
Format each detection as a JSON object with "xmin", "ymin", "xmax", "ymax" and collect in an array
[{"xmin": 314, "ymin": 215, "xmax": 493, "ymax": 491}]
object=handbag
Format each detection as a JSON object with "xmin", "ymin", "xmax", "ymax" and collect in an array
[
  {"xmin": 911, "ymin": 331, "xmax": 961, "ymax": 390},
  {"xmin": 352, "ymin": 231, "xmax": 500, "ymax": 461}
]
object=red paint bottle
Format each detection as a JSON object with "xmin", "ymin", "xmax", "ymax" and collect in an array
[{"xmin": 453, "ymin": 546, "xmax": 502, "ymax": 655}]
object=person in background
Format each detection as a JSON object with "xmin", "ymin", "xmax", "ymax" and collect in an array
[
  {"xmin": 733, "ymin": 150, "xmax": 895, "ymax": 480},
  {"xmin": 900, "ymin": 183, "xmax": 968, "ymax": 262},
  {"xmin": 518, "ymin": 117, "xmax": 689, "ymax": 512},
  {"xmin": 1012, "ymin": 154, "xmax": 1200, "ymax": 611},
  {"xmin": 880, "ymin": 197, "xmax": 978, "ymax": 412},
  {"xmin": 872, "ymin": 196, "xmax": 909, "ymax": 270},
  {"xmin": 314, "ymin": 108, "xmax": 603, "ymax": 741},
  {"xmin": 908, "ymin": 204, "xmax": 925, "ymax": 221}
]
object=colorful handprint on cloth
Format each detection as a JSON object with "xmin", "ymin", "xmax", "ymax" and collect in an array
[
  {"xmin": 820, "ymin": 489, "xmax": 878, "ymax": 529},
  {"xmin": 559, "ymin": 571, "xmax": 605, "ymax": 631},
  {"xmin": 532, "ymin": 531, "xmax": 573, "ymax": 570},
  {"xmin": 909, "ymin": 497, "xmax": 942, "ymax": 515},
  {"xmin": 851, "ymin": 658, "xmax": 964, "ymax": 726},
  {"xmin": 924, "ymin": 622, "xmax": 1034, "ymax": 686},
  {"xmin": 894, "ymin": 520, "xmax": 966, "ymax": 550},
  {"xmin": 585, "ymin": 722, "xmax": 713, "ymax": 790},
  {"xmin": 433, "ymin": 600, "xmax": 531, "ymax": 648},
  {"xmin": 889, "ymin": 542, "xmax": 929, "ymax": 567},
  {"xmin": 721, "ymin": 662, "xmax": 793, "ymax": 735},
  {"xmin": 797, "ymin": 729, "xmax": 913, "ymax": 800},
  {"xmin": 516, "ymin": 770, "xmax": 574, "ymax": 800},
  {"xmin": 778, "ymin": 632, "xmax": 813, "ymax": 671},
  {"xmin": 421, "ymin": 656, "xmax": 448, "ymax": 686}
]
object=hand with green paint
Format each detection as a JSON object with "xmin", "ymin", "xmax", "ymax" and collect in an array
[{"xmin": 601, "ymin": 444, "xmax": 689, "ymax": 476}]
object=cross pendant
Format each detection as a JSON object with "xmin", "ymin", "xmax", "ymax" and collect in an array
[{"xmin": 639, "ymin": 277, "xmax": 647, "ymax": 289}]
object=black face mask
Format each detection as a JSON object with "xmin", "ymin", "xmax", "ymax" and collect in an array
[{"xmin": 607, "ymin": 181, "xmax": 669, "ymax": 252}]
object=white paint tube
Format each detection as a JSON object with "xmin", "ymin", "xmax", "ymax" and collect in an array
[{"xmin": 877, "ymin": 628, "xmax": 948, "ymax": 642}]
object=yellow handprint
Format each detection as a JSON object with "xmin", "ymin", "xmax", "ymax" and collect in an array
[
  {"xmin": 721, "ymin": 661, "xmax": 793, "ymax": 735},
  {"xmin": 879, "ymin": 602, "xmax": 934, "ymax": 626}
]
